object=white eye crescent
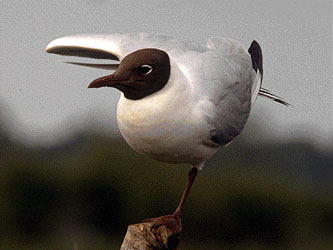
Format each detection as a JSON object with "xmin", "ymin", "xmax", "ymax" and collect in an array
[{"xmin": 138, "ymin": 65, "xmax": 153, "ymax": 75}]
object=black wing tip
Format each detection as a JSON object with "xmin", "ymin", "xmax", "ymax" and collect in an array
[
  {"xmin": 271, "ymin": 97, "xmax": 293, "ymax": 107},
  {"xmin": 258, "ymin": 89, "xmax": 294, "ymax": 107},
  {"xmin": 250, "ymin": 42, "xmax": 293, "ymax": 108},
  {"xmin": 248, "ymin": 40, "xmax": 263, "ymax": 76},
  {"xmin": 250, "ymin": 40, "xmax": 260, "ymax": 48}
]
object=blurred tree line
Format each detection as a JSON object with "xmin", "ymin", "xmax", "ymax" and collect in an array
[{"xmin": 0, "ymin": 113, "xmax": 332, "ymax": 250}]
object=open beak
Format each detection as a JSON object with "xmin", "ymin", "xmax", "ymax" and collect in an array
[{"xmin": 88, "ymin": 74, "xmax": 131, "ymax": 89}]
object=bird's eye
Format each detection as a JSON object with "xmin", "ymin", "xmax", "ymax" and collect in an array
[{"xmin": 137, "ymin": 65, "xmax": 153, "ymax": 75}]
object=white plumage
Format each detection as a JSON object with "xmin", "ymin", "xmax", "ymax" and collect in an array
[{"xmin": 46, "ymin": 33, "xmax": 286, "ymax": 169}]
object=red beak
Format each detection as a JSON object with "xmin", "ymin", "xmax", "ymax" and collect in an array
[{"xmin": 88, "ymin": 74, "xmax": 130, "ymax": 88}]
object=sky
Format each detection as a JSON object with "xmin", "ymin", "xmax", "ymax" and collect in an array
[{"xmin": 0, "ymin": 0, "xmax": 332, "ymax": 148}]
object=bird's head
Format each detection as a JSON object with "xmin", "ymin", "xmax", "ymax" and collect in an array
[{"xmin": 89, "ymin": 48, "xmax": 171, "ymax": 100}]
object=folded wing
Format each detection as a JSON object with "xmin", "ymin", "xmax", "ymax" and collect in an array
[{"xmin": 205, "ymin": 39, "xmax": 255, "ymax": 146}]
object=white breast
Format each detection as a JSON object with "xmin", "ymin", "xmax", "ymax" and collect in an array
[{"xmin": 116, "ymin": 60, "xmax": 217, "ymax": 166}]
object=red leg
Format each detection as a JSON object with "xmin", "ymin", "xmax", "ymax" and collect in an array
[{"xmin": 143, "ymin": 167, "xmax": 198, "ymax": 233}]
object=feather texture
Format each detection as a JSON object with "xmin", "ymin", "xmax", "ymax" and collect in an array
[{"xmin": 46, "ymin": 33, "xmax": 290, "ymax": 165}]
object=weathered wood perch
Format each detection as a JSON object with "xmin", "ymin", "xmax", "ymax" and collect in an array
[{"xmin": 120, "ymin": 222, "xmax": 180, "ymax": 250}]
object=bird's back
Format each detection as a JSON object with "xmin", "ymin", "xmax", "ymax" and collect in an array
[{"xmin": 190, "ymin": 38, "xmax": 257, "ymax": 146}]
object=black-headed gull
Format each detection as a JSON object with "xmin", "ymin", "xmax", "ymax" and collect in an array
[{"xmin": 46, "ymin": 33, "xmax": 289, "ymax": 233}]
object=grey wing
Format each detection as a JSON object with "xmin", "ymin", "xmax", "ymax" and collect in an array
[
  {"xmin": 208, "ymin": 80, "xmax": 252, "ymax": 146},
  {"xmin": 204, "ymin": 39, "xmax": 255, "ymax": 146}
]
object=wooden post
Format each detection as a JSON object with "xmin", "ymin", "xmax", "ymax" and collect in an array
[{"xmin": 120, "ymin": 222, "xmax": 180, "ymax": 250}]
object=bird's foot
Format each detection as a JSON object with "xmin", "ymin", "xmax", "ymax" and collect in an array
[{"xmin": 143, "ymin": 213, "xmax": 181, "ymax": 234}]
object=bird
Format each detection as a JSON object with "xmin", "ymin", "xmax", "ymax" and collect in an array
[{"xmin": 46, "ymin": 33, "xmax": 290, "ymax": 234}]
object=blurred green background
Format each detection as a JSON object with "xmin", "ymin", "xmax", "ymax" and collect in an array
[{"xmin": 1, "ymin": 113, "xmax": 332, "ymax": 250}]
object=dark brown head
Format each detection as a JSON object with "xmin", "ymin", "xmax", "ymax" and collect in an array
[{"xmin": 88, "ymin": 48, "xmax": 171, "ymax": 100}]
